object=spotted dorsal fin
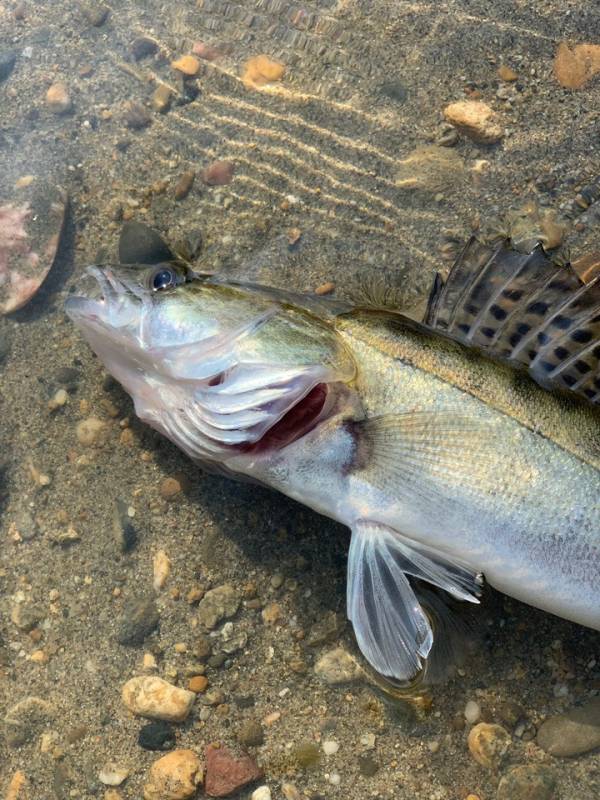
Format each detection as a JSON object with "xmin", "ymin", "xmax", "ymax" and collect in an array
[{"xmin": 424, "ymin": 237, "xmax": 600, "ymax": 405}]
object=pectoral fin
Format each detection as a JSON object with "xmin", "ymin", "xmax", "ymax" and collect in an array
[{"xmin": 347, "ymin": 520, "xmax": 481, "ymax": 681}]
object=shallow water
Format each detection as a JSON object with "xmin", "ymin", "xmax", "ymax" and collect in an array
[{"xmin": 1, "ymin": 1, "xmax": 599, "ymax": 798}]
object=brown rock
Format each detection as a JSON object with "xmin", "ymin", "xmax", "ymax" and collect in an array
[
  {"xmin": 537, "ymin": 697, "xmax": 600, "ymax": 757},
  {"xmin": 171, "ymin": 56, "xmax": 200, "ymax": 77},
  {"xmin": 496, "ymin": 765, "xmax": 557, "ymax": 800},
  {"xmin": 188, "ymin": 675, "xmax": 208, "ymax": 693},
  {"xmin": 5, "ymin": 771, "xmax": 30, "ymax": 800},
  {"xmin": 46, "ymin": 82, "xmax": 72, "ymax": 114},
  {"xmin": 152, "ymin": 85, "xmax": 172, "ymax": 114},
  {"xmin": 174, "ymin": 171, "xmax": 195, "ymax": 201},
  {"xmin": 143, "ymin": 749, "xmax": 203, "ymax": 800},
  {"xmin": 443, "ymin": 100, "xmax": 503, "ymax": 144},
  {"xmin": 467, "ymin": 722, "xmax": 511, "ymax": 769},
  {"xmin": 204, "ymin": 744, "xmax": 263, "ymax": 797},
  {"xmin": 243, "ymin": 55, "xmax": 285, "ymax": 89},
  {"xmin": 554, "ymin": 42, "xmax": 600, "ymax": 90},
  {"xmin": 160, "ymin": 477, "xmax": 183, "ymax": 500},
  {"xmin": 123, "ymin": 102, "xmax": 151, "ymax": 130},
  {"xmin": 497, "ymin": 65, "xmax": 518, "ymax": 82},
  {"xmin": 201, "ymin": 161, "xmax": 235, "ymax": 186},
  {"xmin": 76, "ymin": 417, "xmax": 108, "ymax": 447}
]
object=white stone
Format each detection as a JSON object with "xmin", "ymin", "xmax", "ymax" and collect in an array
[
  {"xmin": 464, "ymin": 700, "xmax": 481, "ymax": 724},
  {"xmin": 98, "ymin": 765, "xmax": 129, "ymax": 786},
  {"xmin": 122, "ymin": 676, "xmax": 195, "ymax": 722},
  {"xmin": 251, "ymin": 788, "xmax": 272, "ymax": 800},
  {"xmin": 322, "ymin": 740, "xmax": 339, "ymax": 755}
]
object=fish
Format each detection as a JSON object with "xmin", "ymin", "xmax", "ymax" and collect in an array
[{"xmin": 66, "ymin": 231, "xmax": 600, "ymax": 683}]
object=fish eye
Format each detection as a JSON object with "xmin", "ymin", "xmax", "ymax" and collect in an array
[{"xmin": 150, "ymin": 266, "xmax": 176, "ymax": 292}]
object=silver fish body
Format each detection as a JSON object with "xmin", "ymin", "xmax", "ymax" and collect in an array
[{"xmin": 66, "ymin": 239, "xmax": 600, "ymax": 682}]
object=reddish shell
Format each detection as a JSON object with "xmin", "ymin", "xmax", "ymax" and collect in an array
[{"xmin": 201, "ymin": 160, "xmax": 235, "ymax": 186}]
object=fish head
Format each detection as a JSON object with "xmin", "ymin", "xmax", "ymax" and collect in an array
[{"xmin": 66, "ymin": 262, "xmax": 357, "ymax": 466}]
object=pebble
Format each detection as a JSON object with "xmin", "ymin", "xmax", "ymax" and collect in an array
[
  {"xmin": 131, "ymin": 37, "xmax": 158, "ymax": 61},
  {"xmin": 193, "ymin": 634, "xmax": 212, "ymax": 661},
  {"xmin": 464, "ymin": 700, "xmax": 481, "ymax": 724},
  {"xmin": 314, "ymin": 648, "xmax": 362, "ymax": 685},
  {"xmin": 138, "ymin": 721, "xmax": 177, "ymax": 752},
  {"xmin": 396, "ymin": 145, "xmax": 464, "ymax": 192},
  {"xmin": 152, "ymin": 85, "xmax": 172, "ymax": 114},
  {"xmin": 243, "ymin": 55, "xmax": 285, "ymax": 89},
  {"xmin": 314, "ymin": 282, "xmax": 335, "ymax": 296},
  {"xmin": 4, "ymin": 771, "xmax": 29, "ymax": 800},
  {"xmin": 160, "ymin": 476, "xmax": 184, "ymax": 500},
  {"xmin": 281, "ymin": 784, "xmax": 301, "ymax": 800},
  {"xmin": 467, "ymin": 722, "xmax": 511, "ymax": 769},
  {"xmin": 554, "ymin": 42, "xmax": 600, "ymax": 90},
  {"xmin": 251, "ymin": 788, "xmax": 271, "ymax": 800},
  {"xmin": 122, "ymin": 676, "xmax": 196, "ymax": 722},
  {"xmin": 116, "ymin": 595, "xmax": 159, "ymax": 645},
  {"xmin": 123, "ymin": 102, "xmax": 152, "ymax": 130},
  {"xmin": 197, "ymin": 584, "xmax": 240, "ymax": 629},
  {"xmin": 192, "ymin": 42, "xmax": 221, "ymax": 62},
  {"xmin": 171, "ymin": 56, "xmax": 200, "ymax": 76},
  {"xmin": 0, "ymin": 50, "xmax": 17, "ymax": 82},
  {"xmin": 237, "ymin": 720, "xmax": 264, "ymax": 747},
  {"xmin": 10, "ymin": 601, "xmax": 43, "ymax": 631},
  {"xmin": 113, "ymin": 498, "xmax": 137, "ymax": 553},
  {"xmin": 294, "ymin": 742, "xmax": 320, "ymax": 768},
  {"xmin": 497, "ymin": 65, "xmax": 518, "ymax": 82},
  {"xmin": 201, "ymin": 688, "xmax": 225, "ymax": 707},
  {"xmin": 84, "ymin": 5, "xmax": 109, "ymax": 25},
  {"xmin": 322, "ymin": 740, "xmax": 339, "ymax": 755},
  {"xmin": 202, "ymin": 161, "xmax": 235, "ymax": 186},
  {"xmin": 443, "ymin": 100, "xmax": 503, "ymax": 144},
  {"xmin": 143, "ymin": 749, "xmax": 203, "ymax": 800},
  {"xmin": 76, "ymin": 417, "xmax": 108, "ymax": 447},
  {"xmin": 174, "ymin": 171, "xmax": 195, "ymax": 201},
  {"xmin": 98, "ymin": 766, "xmax": 129, "ymax": 786},
  {"xmin": 48, "ymin": 388, "xmax": 68, "ymax": 411},
  {"xmin": 204, "ymin": 744, "xmax": 263, "ymax": 797},
  {"xmin": 4, "ymin": 696, "xmax": 54, "ymax": 747},
  {"xmin": 46, "ymin": 82, "xmax": 72, "ymax": 114},
  {"xmin": 261, "ymin": 602, "xmax": 282, "ymax": 625},
  {"xmin": 496, "ymin": 765, "xmax": 557, "ymax": 800},
  {"xmin": 188, "ymin": 675, "xmax": 208, "ymax": 693},
  {"xmin": 153, "ymin": 550, "xmax": 171, "ymax": 591},
  {"xmin": 306, "ymin": 612, "xmax": 344, "ymax": 646},
  {"xmin": 119, "ymin": 222, "xmax": 173, "ymax": 265},
  {"xmin": 537, "ymin": 697, "xmax": 600, "ymax": 757}
]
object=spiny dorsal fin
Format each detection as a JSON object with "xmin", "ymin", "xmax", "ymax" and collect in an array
[{"xmin": 424, "ymin": 237, "xmax": 600, "ymax": 405}]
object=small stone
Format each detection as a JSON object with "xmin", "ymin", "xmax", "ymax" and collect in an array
[
  {"xmin": 314, "ymin": 648, "xmax": 362, "ymax": 685},
  {"xmin": 188, "ymin": 675, "xmax": 208, "ymax": 693},
  {"xmin": 123, "ymin": 102, "xmax": 152, "ymax": 130},
  {"xmin": 4, "ymin": 771, "xmax": 29, "ymax": 800},
  {"xmin": 143, "ymin": 749, "xmax": 203, "ymax": 800},
  {"xmin": 113, "ymin": 498, "xmax": 137, "ymax": 553},
  {"xmin": 237, "ymin": 720, "xmax": 264, "ymax": 747},
  {"xmin": 281, "ymin": 784, "xmax": 301, "ymax": 800},
  {"xmin": 10, "ymin": 602, "xmax": 43, "ymax": 631},
  {"xmin": 294, "ymin": 742, "xmax": 320, "ymax": 768},
  {"xmin": 554, "ymin": 42, "xmax": 600, "ymax": 90},
  {"xmin": 171, "ymin": 56, "xmax": 200, "ymax": 76},
  {"xmin": 201, "ymin": 688, "xmax": 225, "ymax": 707},
  {"xmin": 496, "ymin": 765, "xmax": 557, "ymax": 800},
  {"xmin": 46, "ymin": 82, "xmax": 72, "ymax": 114},
  {"xmin": 322, "ymin": 740, "xmax": 339, "ymax": 755},
  {"xmin": 160, "ymin": 477, "xmax": 183, "ymax": 500},
  {"xmin": 496, "ymin": 700, "xmax": 525, "ymax": 728},
  {"xmin": 119, "ymin": 222, "xmax": 173, "ymax": 265},
  {"xmin": 464, "ymin": 700, "xmax": 481, "ymax": 724},
  {"xmin": 4, "ymin": 696, "xmax": 54, "ymax": 747},
  {"xmin": 152, "ymin": 85, "xmax": 172, "ymax": 113},
  {"xmin": 202, "ymin": 161, "xmax": 235, "ymax": 186},
  {"xmin": 314, "ymin": 282, "xmax": 335, "ymax": 295},
  {"xmin": 174, "ymin": 172, "xmax": 195, "ymax": 201},
  {"xmin": 357, "ymin": 755, "xmax": 378, "ymax": 777},
  {"xmin": 251, "ymin": 788, "xmax": 271, "ymax": 800},
  {"xmin": 197, "ymin": 584, "xmax": 240, "ymax": 629},
  {"xmin": 153, "ymin": 550, "xmax": 171, "ymax": 591},
  {"xmin": 98, "ymin": 766, "xmax": 129, "ymax": 786},
  {"xmin": 84, "ymin": 5, "xmax": 109, "ymax": 26},
  {"xmin": 192, "ymin": 42, "xmax": 221, "ymax": 62},
  {"xmin": 242, "ymin": 55, "xmax": 285, "ymax": 89},
  {"xmin": 0, "ymin": 50, "xmax": 17, "ymax": 83},
  {"xmin": 48, "ymin": 388, "xmax": 68, "ymax": 411},
  {"xmin": 467, "ymin": 723, "xmax": 511, "ymax": 769},
  {"xmin": 443, "ymin": 100, "xmax": 503, "ymax": 144},
  {"xmin": 122, "ymin": 676, "xmax": 196, "ymax": 722},
  {"xmin": 193, "ymin": 634, "xmax": 212, "ymax": 661},
  {"xmin": 537, "ymin": 697, "xmax": 600, "ymax": 757},
  {"xmin": 131, "ymin": 37, "xmax": 158, "ymax": 61},
  {"xmin": 138, "ymin": 721, "xmax": 177, "ymax": 752},
  {"xmin": 306, "ymin": 612, "xmax": 344, "ymax": 646},
  {"xmin": 204, "ymin": 744, "xmax": 263, "ymax": 797},
  {"xmin": 261, "ymin": 603, "xmax": 281, "ymax": 625},
  {"xmin": 76, "ymin": 417, "xmax": 108, "ymax": 447},
  {"xmin": 497, "ymin": 65, "xmax": 518, "ymax": 82},
  {"xmin": 116, "ymin": 595, "xmax": 159, "ymax": 645}
]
